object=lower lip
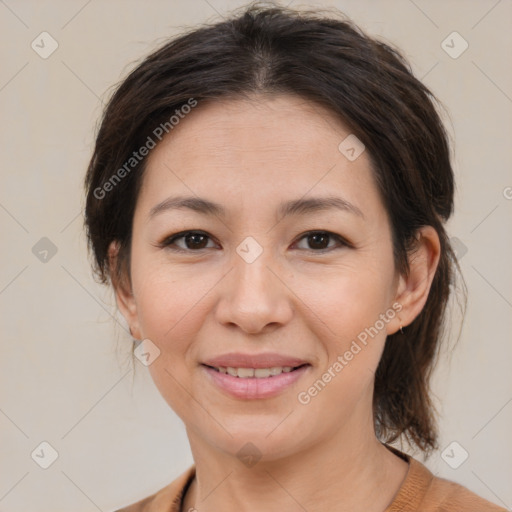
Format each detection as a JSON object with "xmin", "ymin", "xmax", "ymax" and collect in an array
[{"xmin": 201, "ymin": 364, "xmax": 311, "ymax": 400}]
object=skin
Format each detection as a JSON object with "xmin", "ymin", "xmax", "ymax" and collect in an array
[{"xmin": 111, "ymin": 94, "xmax": 441, "ymax": 512}]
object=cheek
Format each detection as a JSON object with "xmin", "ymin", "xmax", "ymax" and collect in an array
[
  {"xmin": 134, "ymin": 272, "xmax": 201, "ymax": 346},
  {"xmin": 297, "ymin": 262, "xmax": 396, "ymax": 411},
  {"xmin": 299, "ymin": 260, "xmax": 395, "ymax": 343},
  {"xmin": 131, "ymin": 246, "xmax": 185, "ymax": 328},
  {"xmin": 297, "ymin": 268, "xmax": 394, "ymax": 416},
  {"xmin": 132, "ymin": 265, "xmax": 213, "ymax": 419},
  {"xmin": 131, "ymin": 255, "xmax": 224, "ymax": 360}
]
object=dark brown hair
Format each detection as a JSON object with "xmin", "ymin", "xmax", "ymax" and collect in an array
[{"xmin": 84, "ymin": 1, "xmax": 465, "ymax": 456}]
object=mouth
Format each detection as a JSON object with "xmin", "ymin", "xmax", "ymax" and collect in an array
[
  {"xmin": 202, "ymin": 363, "xmax": 310, "ymax": 378},
  {"xmin": 201, "ymin": 363, "xmax": 311, "ymax": 400}
]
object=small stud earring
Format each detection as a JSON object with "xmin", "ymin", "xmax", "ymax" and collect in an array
[{"xmin": 399, "ymin": 319, "xmax": 404, "ymax": 334}]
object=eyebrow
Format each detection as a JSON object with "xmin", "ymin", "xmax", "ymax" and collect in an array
[{"xmin": 148, "ymin": 194, "xmax": 365, "ymax": 221}]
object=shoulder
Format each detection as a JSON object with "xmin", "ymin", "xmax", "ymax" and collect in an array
[
  {"xmin": 385, "ymin": 446, "xmax": 507, "ymax": 512},
  {"xmin": 113, "ymin": 465, "xmax": 196, "ymax": 512},
  {"xmin": 424, "ymin": 471, "xmax": 508, "ymax": 512}
]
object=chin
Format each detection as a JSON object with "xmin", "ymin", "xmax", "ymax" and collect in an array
[{"xmin": 197, "ymin": 416, "xmax": 313, "ymax": 463}]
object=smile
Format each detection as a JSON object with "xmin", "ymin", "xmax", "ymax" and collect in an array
[{"xmin": 201, "ymin": 363, "xmax": 311, "ymax": 399}]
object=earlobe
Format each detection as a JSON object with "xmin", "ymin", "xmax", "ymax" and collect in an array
[
  {"xmin": 390, "ymin": 226, "xmax": 441, "ymax": 334},
  {"xmin": 108, "ymin": 241, "xmax": 140, "ymax": 338}
]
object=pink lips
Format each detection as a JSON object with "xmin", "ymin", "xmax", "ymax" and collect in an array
[{"xmin": 201, "ymin": 352, "xmax": 311, "ymax": 400}]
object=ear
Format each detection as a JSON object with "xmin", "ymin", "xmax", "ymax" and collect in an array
[
  {"xmin": 108, "ymin": 240, "xmax": 141, "ymax": 339},
  {"xmin": 388, "ymin": 226, "xmax": 441, "ymax": 335}
]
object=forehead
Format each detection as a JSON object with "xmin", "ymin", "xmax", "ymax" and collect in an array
[
  {"xmin": 157, "ymin": 94, "xmax": 351, "ymax": 160},
  {"xmin": 137, "ymin": 94, "xmax": 384, "ymax": 222}
]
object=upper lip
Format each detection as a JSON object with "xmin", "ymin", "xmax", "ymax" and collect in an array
[{"xmin": 202, "ymin": 352, "xmax": 309, "ymax": 369}]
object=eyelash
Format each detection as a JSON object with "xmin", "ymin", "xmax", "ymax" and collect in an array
[{"xmin": 158, "ymin": 230, "xmax": 352, "ymax": 254}]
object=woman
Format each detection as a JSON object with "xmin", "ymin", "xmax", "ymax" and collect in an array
[{"xmin": 84, "ymin": 3, "xmax": 506, "ymax": 511}]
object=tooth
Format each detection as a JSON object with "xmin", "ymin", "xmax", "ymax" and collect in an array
[
  {"xmin": 237, "ymin": 368, "xmax": 255, "ymax": 378},
  {"xmin": 254, "ymin": 368, "xmax": 272, "ymax": 378},
  {"xmin": 217, "ymin": 366, "xmax": 296, "ymax": 377}
]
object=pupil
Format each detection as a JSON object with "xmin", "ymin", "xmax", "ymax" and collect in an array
[
  {"xmin": 309, "ymin": 233, "xmax": 328, "ymax": 249},
  {"xmin": 186, "ymin": 233, "xmax": 207, "ymax": 249}
]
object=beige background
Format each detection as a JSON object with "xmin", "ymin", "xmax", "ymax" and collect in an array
[{"xmin": 1, "ymin": 0, "xmax": 511, "ymax": 510}]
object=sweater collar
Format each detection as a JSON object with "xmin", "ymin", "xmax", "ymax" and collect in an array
[{"xmin": 383, "ymin": 444, "xmax": 434, "ymax": 511}]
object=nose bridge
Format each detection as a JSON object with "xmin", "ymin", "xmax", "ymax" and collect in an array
[
  {"xmin": 215, "ymin": 237, "xmax": 292, "ymax": 333},
  {"xmin": 233, "ymin": 239, "xmax": 278, "ymax": 306},
  {"xmin": 235, "ymin": 244, "xmax": 274, "ymax": 292}
]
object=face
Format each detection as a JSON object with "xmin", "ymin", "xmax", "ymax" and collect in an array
[{"xmin": 115, "ymin": 94, "xmax": 409, "ymax": 462}]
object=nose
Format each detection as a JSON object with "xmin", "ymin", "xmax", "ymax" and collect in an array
[{"xmin": 214, "ymin": 249, "xmax": 294, "ymax": 335}]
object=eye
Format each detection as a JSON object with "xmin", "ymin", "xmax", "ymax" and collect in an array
[
  {"xmin": 293, "ymin": 231, "xmax": 350, "ymax": 252},
  {"xmin": 158, "ymin": 230, "xmax": 351, "ymax": 253},
  {"xmin": 159, "ymin": 230, "xmax": 217, "ymax": 252}
]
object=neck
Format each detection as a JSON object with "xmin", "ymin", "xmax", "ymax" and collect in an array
[{"xmin": 182, "ymin": 419, "xmax": 408, "ymax": 512}]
